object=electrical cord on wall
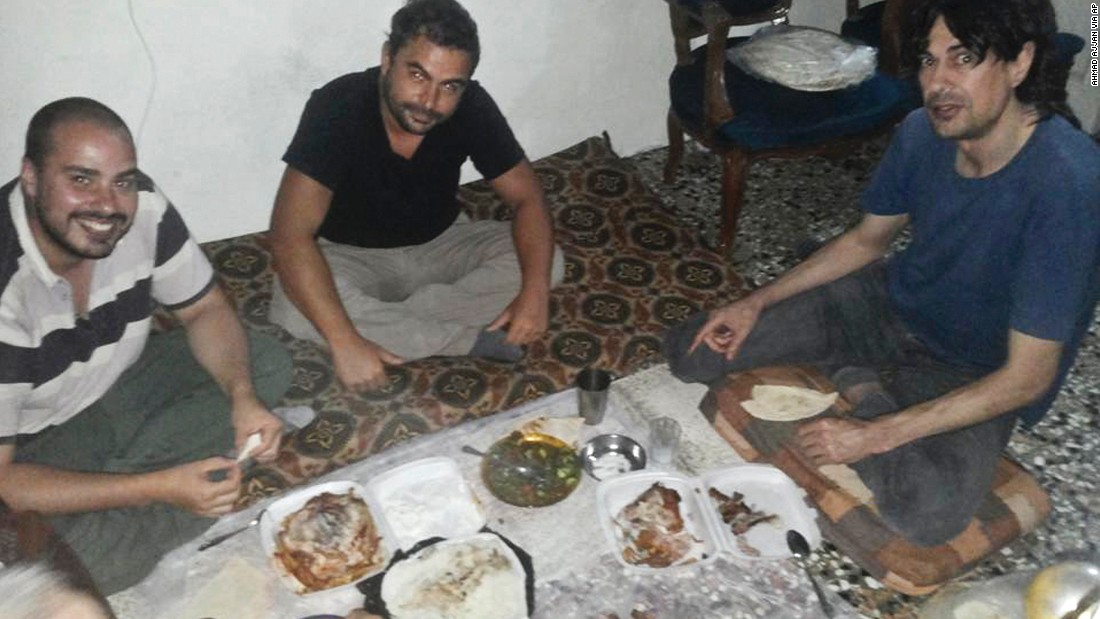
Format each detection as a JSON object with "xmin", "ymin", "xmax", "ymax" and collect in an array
[{"xmin": 127, "ymin": 0, "xmax": 157, "ymax": 148}]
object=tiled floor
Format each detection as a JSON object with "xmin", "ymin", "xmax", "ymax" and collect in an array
[{"xmin": 625, "ymin": 139, "xmax": 1100, "ymax": 618}]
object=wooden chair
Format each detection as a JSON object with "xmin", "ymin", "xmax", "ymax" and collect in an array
[{"xmin": 662, "ymin": 0, "xmax": 920, "ymax": 254}]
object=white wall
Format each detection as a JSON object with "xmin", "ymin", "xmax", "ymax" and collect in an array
[
  {"xmin": 1052, "ymin": 0, "xmax": 1100, "ymax": 132},
  {"xmin": 1, "ymin": 1, "xmax": 1095, "ymax": 242}
]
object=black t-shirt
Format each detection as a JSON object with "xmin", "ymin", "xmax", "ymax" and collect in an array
[{"xmin": 283, "ymin": 67, "xmax": 525, "ymax": 248}]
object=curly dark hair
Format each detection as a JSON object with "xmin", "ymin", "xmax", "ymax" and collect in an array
[
  {"xmin": 386, "ymin": 0, "xmax": 480, "ymax": 70},
  {"xmin": 25, "ymin": 97, "xmax": 133, "ymax": 168},
  {"xmin": 903, "ymin": 0, "xmax": 1079, "ymax": 127}
]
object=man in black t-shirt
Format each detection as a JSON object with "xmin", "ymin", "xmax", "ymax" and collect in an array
[{"xmin": 268, "ymin": 0, "xmax": 562, "ymax": 392}]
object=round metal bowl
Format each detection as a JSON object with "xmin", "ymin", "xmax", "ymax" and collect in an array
[{"xmin": 580, "ymin": 434, "xmax": 647, "ymax": 480}]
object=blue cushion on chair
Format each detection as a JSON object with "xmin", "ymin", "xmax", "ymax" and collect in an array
[
  {"xmin": 1054, "ymin": 32, "xmax": 1084, "ymax": 63},
  {"xmin": 840, "ymin": 1, "xmax": 887, "ymax": 48},
  {"xmin": 669, "ymin": 37, "xmax": 920, "ymax": 151}
]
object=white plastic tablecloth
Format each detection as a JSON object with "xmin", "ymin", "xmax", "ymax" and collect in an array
[{"xmin": 111, "ymin": 366, "xmax": 856, "ymax": 619}]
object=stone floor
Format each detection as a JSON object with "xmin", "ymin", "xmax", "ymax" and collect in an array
[{"xmin": 624, "ymin": 139, "xmax": 1100, "ymax": 619}]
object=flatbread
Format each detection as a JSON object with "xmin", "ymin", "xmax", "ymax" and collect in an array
[
  {"xmin": 172, "ymin": 557, "xmax": 271, "ymax": 619},
  {"xmin": 515, "ymin": 415, "xmax": 584, "ymax": 447},
  {"xmin": 740, "ymin": 385, "xmax": 838, "ymax": 422},
  {"xmin": 382, "ymin": 535, "xmax": 526, "ymax": 619}
]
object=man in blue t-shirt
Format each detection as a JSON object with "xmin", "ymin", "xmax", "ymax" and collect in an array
[
  {"xmin": 268, "ymin": 0, "xmax": 562, "ymax": 392},
  {"xmin": 665, "ymin": 0, "xmax": 1100, "ymax": 545}
]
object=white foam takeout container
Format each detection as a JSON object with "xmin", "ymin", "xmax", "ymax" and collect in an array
[
  {"xmin": 261, "ymin": 458, "xmax": 488, "ymax": 595},
  {"xmin": 596, "ymin": 471, "xmax": 722, "ymax": 573},
  {"xmin": 699, "ymin": 463, "xmax": 820, "ymax": 560},
  {"xmin": 364, "ymin": 456, "xmax": 487, "ymax": 551},
  {"xmin": 596, "ymin": 465, "xmax": 820, "ymax": 572},
  {"xmin": 259, "ymin": 480, "xmax": 396, "ymax": 596}
]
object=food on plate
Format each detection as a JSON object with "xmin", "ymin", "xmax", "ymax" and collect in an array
[
  {"xmin": 707, "ymin": 487, "xmax": 779, "ymax": 556},
  {"xmin": 740, "ymin": 384, "xmax": 838, "ymax": 421},
  {"xmin": 591, "ymin": 451, "xmax": 634, "ymax": 479},
  {"xmin": 274, "ymin": 489, "xmax": 385, "ymax": 592},
  {"xmin": 482, "ymin": 431, "xmax": 581, "ymax": 507},
  {"xmin": 381, "ymin": 535, "xmax": 526, "ymax": 619},
  {"xmin": 516, "ymin": 415, "xmax": 584, "ymax": 447},
  {"xmin": 615, "ymin": 482, "xmax": 700, "ymax": 568}
]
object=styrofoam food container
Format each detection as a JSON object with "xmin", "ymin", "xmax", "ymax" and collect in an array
[
  {"xmin": 699, "ymin": 463, "xmax": 821, "ymax": 559},
  {"xmin": 259, "ymin": 480, "xmax": 394, "ymax": 595},
  {"xmin": 596, "ymin": 470, "xmax": 721, "ymax": 573},
  {"xmin": 365, "ymin": 456, "xmax": 486, "ymax": 550}
]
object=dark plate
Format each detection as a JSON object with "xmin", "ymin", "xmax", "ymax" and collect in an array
[{"xmin": 356, "ymin": 529, "xmax": 535, "ymax": 618}]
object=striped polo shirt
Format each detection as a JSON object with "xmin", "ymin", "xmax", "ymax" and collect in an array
[{"xmin": 0, "ymin": 177, "xmax": 215, "ymax": 440}]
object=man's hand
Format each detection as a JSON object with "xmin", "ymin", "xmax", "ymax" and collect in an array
[
  {"xmin": 230, "ymin": 397, "xmax": 284, "ymax": 463},
  {"xmin": 689, "ymin": 296, "xmax": 764, "ymax": 360},
  {"xmin": 156, "ymin": 458, "xmax": 242, "ymax": 517},
  {"xmin": 795, "ymin": 416, "xmax": 879, "ymax": 466},
  {"xmin": 487, "ymin": 288, "xmax": 550, "ymax": 345},
  {"xmin": 331, "ymin": 336, "xmax": 404, "ymax": 392}
]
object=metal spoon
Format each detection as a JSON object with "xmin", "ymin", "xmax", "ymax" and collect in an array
[
  {"xmin": 198, "ymin": 508, "xmax": 266, "ymax": 551},
  {"xmin": 786, "ymin": 529, "xmax": 835, "ymax": 618}
]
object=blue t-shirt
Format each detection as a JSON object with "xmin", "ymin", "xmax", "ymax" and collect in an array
[{"xmin": 863, "ymin": 111, "xmax": 1100, "ymax": 426}]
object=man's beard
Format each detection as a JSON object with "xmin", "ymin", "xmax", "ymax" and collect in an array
[
  {"xmin": 34, "ymin": 200, "xmax": 131, "ymax": 261},
  {"xmin": 380, "ymin": 73, "xmax": 446, "ymax": 135},
  {"xmin": 924, "ymin": 93, "xmax": 1001, "ymax": 141}
]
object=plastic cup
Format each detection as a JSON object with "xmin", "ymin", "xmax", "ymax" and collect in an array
[{"xmin": 649, "ymin": 416, "xmax": 682, "ymax": 466}]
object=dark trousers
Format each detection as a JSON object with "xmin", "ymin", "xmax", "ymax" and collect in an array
[
  {"xmin": 664, "ymin": 263, "xmax": 1017, "ymax": 546},
  {"xmin": 15, "ymin": 330, "xmax": 293, "ymax": 595}
]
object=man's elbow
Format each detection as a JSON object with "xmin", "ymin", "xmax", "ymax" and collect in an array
[
  {"xmin": 1019, "ymin": 371, "xmax": 1057, "ymax": 406},
  {"xmin": 267, "ymin": 229, "xmax": 312, "ymax": 277},
  {"xmin": 1006, "ymin": 363, "xmax": 1059, "ymax": 409}
]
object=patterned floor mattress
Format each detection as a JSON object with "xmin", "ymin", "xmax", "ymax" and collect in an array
[{"xmin": 191, "ymin": 135, "xmax": 746, "ymax": 506}]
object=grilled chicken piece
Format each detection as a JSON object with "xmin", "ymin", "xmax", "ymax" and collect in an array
[{"xmin": 708, "ymin": 487, "xmax": 779, "ymax": 535}]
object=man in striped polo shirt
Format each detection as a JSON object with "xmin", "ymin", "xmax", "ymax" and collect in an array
[{"xmin": 0, "ymin": 98, "xmax": 292, "ymax": 594}]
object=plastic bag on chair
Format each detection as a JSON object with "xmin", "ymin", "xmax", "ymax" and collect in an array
[{"xmin": 728, "ymin": 24, "xmax": 878, "ymax": 92}]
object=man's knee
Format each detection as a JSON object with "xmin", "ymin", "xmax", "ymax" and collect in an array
[
  {"xmin": 267, "ymin": 282, "xmax": 326, "ymax": 344},
  {"xmin": 247, "ymin": 332, "xmax": 293, "ymax": 405},
  {"xmin": 855, "ymin": 441, "xmax": 999, "ymax": 546},
  {"xmin": 878, "ymin": 490, "xmax": 975, "ymax": 546},
  {"xmin": 663, "ymin": 312, "xmax": 729, "ymax": 384},
  {"xmin": 55, "ymin": 505, "xmax": 214, "ymax": 595}
]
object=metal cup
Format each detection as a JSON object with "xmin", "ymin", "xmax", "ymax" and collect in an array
[
  {"xmin": 649, "ymin": 416, "xmax": 682, "ymax": 466},
  {"xmin": 576, "ymin": 368, "xmax": 612, "ymax": 425}
]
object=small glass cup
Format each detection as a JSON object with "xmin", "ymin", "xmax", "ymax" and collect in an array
[{"xmin": 649, "ymin": 416, "xmax": 682, "ymax": 467}]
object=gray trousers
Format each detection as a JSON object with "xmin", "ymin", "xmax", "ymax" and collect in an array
[
  {"xmin": 664, "ymin": 262, "xmax": 1017, "ymax": 546},
  {"xmin": 15, "ymin": 329, "xmax": 293, "ymax": 595},
  {"xmin": 269, "ymin": 218, "xmax": 566, "ymax": 359}
]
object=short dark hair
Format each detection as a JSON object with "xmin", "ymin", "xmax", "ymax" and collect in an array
[
  {"xmin": 24, "ymin": 97, "xmax": 134, "ymax": 168},
  {"xmin": 386, "ymin": 0, "xmax": 480, "ymax": 70},
  {"xmin": 905, "ymin": 0, "xmax": 1078, "ymax": 127}
]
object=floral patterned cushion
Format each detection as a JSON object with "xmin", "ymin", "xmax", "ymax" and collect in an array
[{"xmin": 196, "ymin": 135, "xmax": 747, "ymax": 506}]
